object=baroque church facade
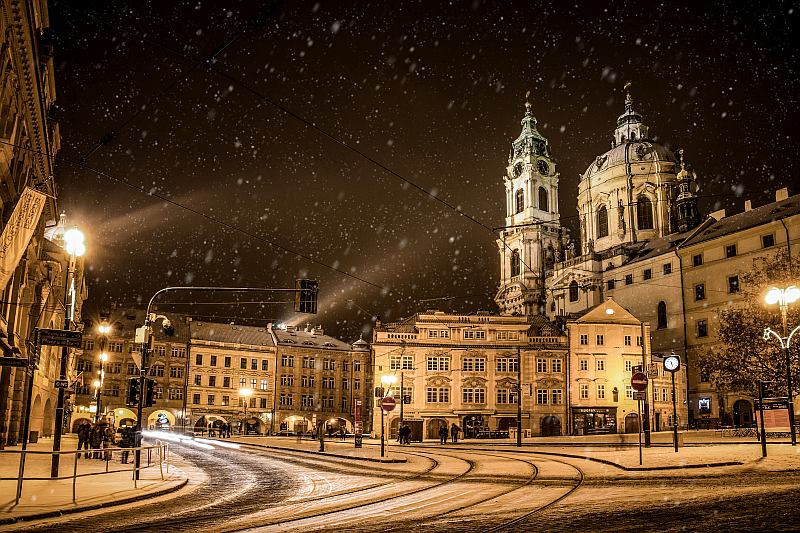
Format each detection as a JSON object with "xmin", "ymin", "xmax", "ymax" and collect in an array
[{"xmin": 495, "ymin": 87, "xmax": 799, "ymax": 428}]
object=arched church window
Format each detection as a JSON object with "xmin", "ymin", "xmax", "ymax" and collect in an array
[
  {"xmin": 569, "ymin": 281, "xmax": 579, "ymax": 302},
  {"xmin": 597, "ymin": 206, "xmax": 609, "ymax": 238},
  {"xmin": 657, "ymin": 301, "xmax": 667, "ymax": 329},
  {"xmin": 510, "ymin": 249, "xmax": 521, "ymax": 277},
  {"xmin": 637, "ymin": 196, "xmax": 654, "ymax": 230},
  {"xmin": 515, "ymin": 189, "xmax": 524, "ymax": 214},
  {"xmin": 538, "ymin": 187, "xmax": 548, "ymax": 212}
]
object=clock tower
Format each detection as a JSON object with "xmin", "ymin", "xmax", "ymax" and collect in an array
[{"xmin": 495, "ymin": 95, "xmax": 565, "ymax": 316}]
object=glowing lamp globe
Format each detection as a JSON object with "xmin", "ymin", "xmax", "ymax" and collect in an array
[{"xmin": 63, "ymin": 228, "xmax": 86, "ymax": 257}]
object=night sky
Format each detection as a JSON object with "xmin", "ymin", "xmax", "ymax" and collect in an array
[{"xmin": 49, "ymin": 1, "xmax": 800, "ymax": 340}]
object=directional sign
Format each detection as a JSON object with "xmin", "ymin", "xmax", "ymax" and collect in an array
[
  {"xmin": 0, "ymin": 357, "xmax": 28, "ymax": 368},
  {"xmin": 38, "ymin": 328, "xmax": 82, "ymax": 348},
  {"xmin": 54, "ymin": 379, "xmax": 69, "ymax": 389},
  {"xmin": 631, "ymin": 372, "xmax": 649, "ymax": 391},
  {"xmin": 381, "ymin": 396, "xmax": 396, "ymax": 412}
]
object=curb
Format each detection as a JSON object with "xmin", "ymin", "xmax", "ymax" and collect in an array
[
  {"xmin": 228, "ymin": 440, "xmax": 407, "ymax": 463},
  {"xmin": 0, "ymin": 475, "xmax": 189, "ymax": 525}
]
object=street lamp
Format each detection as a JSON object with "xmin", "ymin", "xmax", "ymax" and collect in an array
[
  {"xmin": 94, "ymin": 353, "xmax": 108, "ymax": 423},
  {"xmin": 763, "ymin": 285, "xmax": 800, "ymax": 446},
  {"xmin": 239, "ymin": 388, "xmax": 253, "ymax": 435},
  {"xmin": 51, "ymin": 226, "xmax": 85, "ymax": 477},
  {"xmin": 380, "ymin": 374, "xmax": 397, "ymax": 457}
]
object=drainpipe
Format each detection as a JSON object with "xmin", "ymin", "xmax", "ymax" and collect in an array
[
  {"xmin": 674, "ymin": 216, "xmax": 716, "ymax": 428},
  {"xmin": 780, "ymin": 219, "xmax": 792, "ymax": 272}
]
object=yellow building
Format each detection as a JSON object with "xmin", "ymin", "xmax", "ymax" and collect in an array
[
  {"xmin": 567, "ymin": 299, "xmax": 687, "ymax": 434},
  {"xmin": 372, "ymin": 311, "xmax": 568, "ymax": 440}
]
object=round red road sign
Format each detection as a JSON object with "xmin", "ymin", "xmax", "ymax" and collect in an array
[
  {"xmin": 631, "ymin": 372, "xmax": 648, "ymax": 391},
  {"xmin": 381, "ymin": 396, "xmax": 396, "ymax": 412}
]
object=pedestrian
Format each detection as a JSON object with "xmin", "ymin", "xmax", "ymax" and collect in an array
[
  {"xmin": 119, "ymin": 426, "xmax": 133, "ymax": 464},
  {"xmin": 101, "ymin": 421, "xmax": 114, "ymax": 461},
  {"xmin": 450, "ymin": 422, "xmax": 461, "ymax": 444},
  {"xmin": 438, "ymin": 423, "xmax": 448, "ymax": 445},
  {"xmin": 400, "ymin": 424, "xmax": 411, "ymax": 445},
  {"xmin": 77, "ymin": 422, "xmax": 91, "ymax": 458},
  {"xmin": 209, "ymin": 425, "xmax": 215, "ymax": 438},
  {"xmin": 339, "ymin": 426, "xmax": 346, "ymax": 441},
  {"xmin": 90, "ymin": 423, "xmax": 103, "ymax": 459}
]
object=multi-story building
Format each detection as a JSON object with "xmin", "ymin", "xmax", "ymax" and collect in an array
[
  {"xmin": 372, "ymin": 311, "xmax": 568, "ymax": 440},
  {"xmin": 73, "ymin": 309, "xmax": 189, "ymax": 431},
  {"xmin": 567, "ymin": 298, "xmax": 687, "ymax": 435},
  {"xmin": 187, "ymin": 321, "xmax": 276, "ymax": 435},
  {"xmin": 0, "ymin": 0, "xmax": 84, "ymax": 447},
  {"xmin": 270, "ymin": 324, "xmax": 370, "ymax": 436}
]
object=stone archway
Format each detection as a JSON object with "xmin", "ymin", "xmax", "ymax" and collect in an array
[
  {"xmin": 540, "ymin": 415, "xmax": 562, "ymax": 437},
  {"xmin": 147, "ymin": 410, "xmax": 176, "ymax": 430},
  {"xmin": 733, "ymin": 400, "xmax": 754, "ymax": 427},
  {"xmin": 624, "ymin": 412, "xmax": 640, "ymax": 434},
  {"xmin": 497, "ymin": 417, "xmax": 517, "ymax": 432},
  {"xmin": 30, "ymin": 394, "xmax": 43, "ymax": 436},
  {"xmin": 71, "ymin": 417, "xmax": 92, "ymax": 433},
  {"xmin": 42, "ymin": 398, "xmax": 54, "ymax": 437}
]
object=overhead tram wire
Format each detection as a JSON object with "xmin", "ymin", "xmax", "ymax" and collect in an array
[{"xmin": 0, "ymin": 139, "xmax": 384, "ymax": 291}]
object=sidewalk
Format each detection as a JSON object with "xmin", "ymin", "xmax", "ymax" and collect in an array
[{"xmin": 0, "ymin": 435, "xmax": 188, "ymax": 525}]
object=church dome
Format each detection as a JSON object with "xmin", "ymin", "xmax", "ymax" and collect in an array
[{"xmin": 583, "ymin": 141, "xmax": 677, "ymax": 179}]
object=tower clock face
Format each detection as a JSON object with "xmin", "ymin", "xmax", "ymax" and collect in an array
[{"xmin": 537, "ymin": 160, "xmax": 549, "ymax": 176}]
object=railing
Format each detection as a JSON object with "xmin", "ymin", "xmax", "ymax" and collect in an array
[{"xmin": 0, "ymin": 441, "xmax": 169, "ymax": 505}]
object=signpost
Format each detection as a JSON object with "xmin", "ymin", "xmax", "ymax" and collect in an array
[
  {"xmin": 631, "ymin": 372, "xmax": 648, "ymax": 391},
  {"xmin": 631, "ymin": 373, "xmax": 648, "ymax": 466},
  {"xmin": 37, "ymin": 328, "xmax": 82, "ymax": 348},
  {"xmin": 381, "ymin": 396, "xmax": 397, "ymax": 412},
  {"xmin": 354, "ymin": 399, "xmax": 363, "ymax": 448},
  {"xmin": 0, "ymin": 357, "xmax": 28, "ymax": 368}
]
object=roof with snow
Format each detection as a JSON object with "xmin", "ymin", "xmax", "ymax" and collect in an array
[
  {"xmin": 190, "ymin": 322, "xmax": 274, "ymax": 346},
  {"xmin": 574, "ymin": 298, "xmax": 642, "ymax": 325}
]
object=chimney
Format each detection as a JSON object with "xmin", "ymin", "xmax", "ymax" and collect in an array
[
  {"xmin": 776, "ymin": 188, "xmax": 789, "ymax": 202},
  {"xmin": 710, "ymin": 209, "xmax": 726, "ymax": 221},
  {"xmin": 744, "ymin": 200, "xmax": 752, "ymax": 212}
]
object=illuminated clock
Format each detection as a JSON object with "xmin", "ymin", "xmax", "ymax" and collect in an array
[
  {"xmin": 537, "ymin": 160, "xmax": 549, "ymax": 176},
  {"xmin": 663, "ymin": 355, "xmax": 680, "ymax": 372}
]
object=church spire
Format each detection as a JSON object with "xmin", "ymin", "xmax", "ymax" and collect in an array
[
  {"xmin": 674, "ymin": 149, "xmax": 701, "ymax": 232},
  {"xmin": 509, "ymin": 90, "xmax": 549, "ymax": 163},
  {"xmin": 613, "ymin": 81, "xmax": 648, "ymax": 145}
]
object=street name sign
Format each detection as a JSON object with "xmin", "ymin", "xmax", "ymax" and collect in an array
[
  {"xmin": 38, "ymin": 328, "xmax": 82, "ymax": 348},
  {"xmin": 381, "ymin": 396, "xmax": 396, "ymax": 412},
  {"xmin": 54, "ymin": 379, "xmax": 69, "ymax": 389},
  {"xmin": 631, "ymin": 372, "xmax": 648, "ymax": 391},
  {"xmin": 633, "ymin": 391, "xmax": 647, "ymax": 400},
  {"xmin": 0, "ymin": 357, "xmax": 28, "ymax": 368}
]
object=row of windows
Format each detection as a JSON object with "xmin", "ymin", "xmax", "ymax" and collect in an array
[
  {"xmin": 579, "ymin": 384, "xmax": 634, "ymax": 400},
  {"xmin": 691, "ymin": 234, "xmax": 776, "ymax": 267},
  {"xmin": 424, "ymin": 387, "xmax": 563, "ymax": 405},
  {"xmin": 578, "ymin": 334, "xmax": 642, "ymax": 347},
  {"xmin": 514, "ymin": 186, "xmax": 549, "ymax": 214},
  {"xmin": 191, "ymin": 393, "xmax": 270, "ymax": 407},
  {"xmin": 280, "ymin": 356, "xmax": 361, "ymax": 372},
  {"xmin": 596, "ymin": 197, "xmax": 654, "ymax": 239},
  {"xmin": 77, "ymin": 361, "xmax": 186, "ymax": 378},
  {"xmin": 193, "ymin": 375, "xmax": 270, "ymax": 390},
  {"xmin": 194, "ymin": 354, "xmax": 269, "ymax": 371}
]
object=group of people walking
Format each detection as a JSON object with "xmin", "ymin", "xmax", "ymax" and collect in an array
[
  {"xmin": 439, "ymin": 422, "xmax": 461, "ymax": 444},
  {"xmin": 208, "ymin": 423, "xmax": 232, "ymax": 438},
  {"xmin": 76, "ymin": 420, "xmax": 135, "ymax": 463}
]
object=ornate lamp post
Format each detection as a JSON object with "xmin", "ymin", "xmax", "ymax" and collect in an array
[
  {"xmin": 94, "ymin": 352, "xmax": 108, "ymax": 423},
  {"xmin": 51, "ymin": 227, "xmax": 85, "ymax": 477},
  {"xmin": 763, "ymin": 285, "xmax": 800, "ymax": 446}
]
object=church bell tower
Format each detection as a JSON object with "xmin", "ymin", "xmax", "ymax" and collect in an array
[{"xmin": 495, "ymin": 93, "xmax": 564, "ymax": 316}]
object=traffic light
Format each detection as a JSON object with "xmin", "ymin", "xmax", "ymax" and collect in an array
[
  {"xmin": 294, "ymin": 279, "xmax": 319, "ymax": 314},
  {"xmin": 127, "ymin": 377, "xmax": 140, "ymax": 407},
  {"xmin": 145, "ymin": 378, "xmax": 156, "ymax": 407}
]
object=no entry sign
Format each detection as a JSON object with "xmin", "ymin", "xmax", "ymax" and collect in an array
[
  {"xmin": 381, "ymin": 396, "xmax": 396, "ymax": 412},
  {"xmin": 631, "ymin": 372, "xmax": 648, "ymax": 391}
]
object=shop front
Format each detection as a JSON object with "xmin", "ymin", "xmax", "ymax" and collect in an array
[{"xmin": 572, "ymin": 407, "xmax": 617, "ymax": 435}]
